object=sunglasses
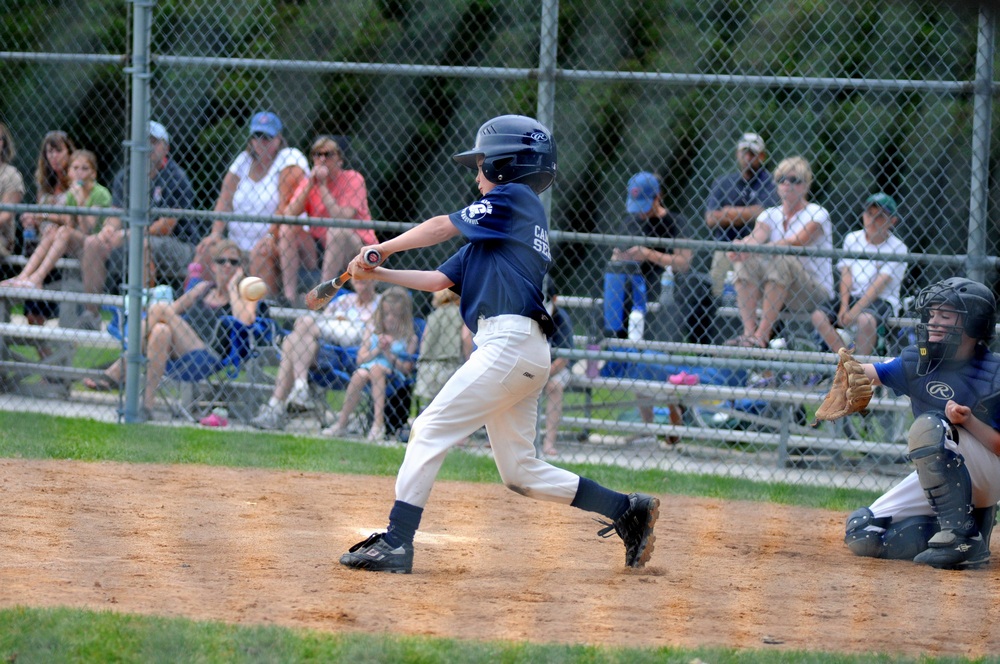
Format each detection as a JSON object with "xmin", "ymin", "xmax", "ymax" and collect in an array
[
  {"xmin": 311, "ymin": 150, "xmax": 339, "ymax": 159},
  {"xmin": 776, "ymin": 176, "xmax": 804, "ymax": 185},
  {"xmin": 250, "ymin": 132, "xmax": 273, "ymax": 140},
  {"xmin": 214, "ymin": 257, "xmax": 241, "ymax": 266}
]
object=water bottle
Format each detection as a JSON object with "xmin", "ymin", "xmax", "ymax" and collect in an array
[
  {"xmin": 627, "ymin": 309, "xmax": 645, "ymax": 341},
  {"xmin": 22, "ymin": 226, "xmax": 37, "ymax": 256},
  {"xmin": 660, "ymin": 266, "xmax": 675, "ymax": 306},
  {"xmin": 721, "ymin": 270, "xmax": 737, "ymax": 308}
]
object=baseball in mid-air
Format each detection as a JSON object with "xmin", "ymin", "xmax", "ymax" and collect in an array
[{"xmin": 238, "ymin": 276, "xmax": 267, "ymax": 301}]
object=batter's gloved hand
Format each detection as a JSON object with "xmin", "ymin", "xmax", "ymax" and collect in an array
[{"xmin": 811, "ymin": 348, "xmax": 873, "ymax": 425}]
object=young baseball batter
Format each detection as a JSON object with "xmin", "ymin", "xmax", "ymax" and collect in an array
[
  {"xmin": 338, "ymin": 114, "xmax": 659, "ymax": 573},
  {"xmin": 842, "ymin": 277, "xmax": 1000, "ymax": 569}
]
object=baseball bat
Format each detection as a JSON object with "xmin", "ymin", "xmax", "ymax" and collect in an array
[{"xmin": 303, "ymin": 249, "xmax": 383, "ymax": 311}]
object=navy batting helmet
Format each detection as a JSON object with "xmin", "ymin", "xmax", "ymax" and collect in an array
[
  {"xmin": 453, "ymin": 115, "xmax": 557, "ymax": 193},
  {"xmin": 914, "ymin": 277, "xmax": 997, "ymax": 375}
]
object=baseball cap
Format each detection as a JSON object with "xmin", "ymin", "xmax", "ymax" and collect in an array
[
  {"xmin": 149, "ymin": 121, "xmax": 169, "ymax": 144},
  {"xmin": 737, "ymin": 132, "xmax": 765, "ymax": 154},
  {"xmin": 864, "ymin": 192, "xmax": 898, "ymax": 216},
  {"xmin": 626, "ymin": 172, "xmax": 660, "ymax": 214},
  {"xmin": 249, "ymin": 111, "xmax": 282, "ymax": 137}
]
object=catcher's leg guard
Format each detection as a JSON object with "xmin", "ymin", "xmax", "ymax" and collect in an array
[
  {"xmin": 845, "ymin": 507, "xmax": 937, "ymax": 560},
  {"xmin": 907, "ymin": 414, "xmax": 985, "ymax": 569},
  {"xmin": 845, "ymin": 507, "xmax": 890, "ymax": 558}
]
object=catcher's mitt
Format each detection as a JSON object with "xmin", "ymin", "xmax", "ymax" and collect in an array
[{"xmin": 811, "ymin": 348, "xmax": 873, "ymax": 425}]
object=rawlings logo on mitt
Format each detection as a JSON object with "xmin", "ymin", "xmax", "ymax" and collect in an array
[{"xmin": 811, "ymin": 348, "xmax": 874, "ymax": 425}]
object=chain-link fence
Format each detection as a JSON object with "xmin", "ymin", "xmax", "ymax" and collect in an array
[{"xmin": 2, "ymin": 0, "xmax": 999, "ymax": 491}]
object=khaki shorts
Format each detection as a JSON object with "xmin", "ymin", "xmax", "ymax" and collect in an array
[{"xmin": 732, "ymin": 254, "xmax": 828, "ymax": 312}]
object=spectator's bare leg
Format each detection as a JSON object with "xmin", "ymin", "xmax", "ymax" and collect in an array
[
  {"xmin": 82, "ymin": 233, "xmax": 117, "ymax": 314},
  {"xmin": 336, "ymin": 367, "xmax": 372, "ymax": 431},
  {"xmin": 734, "ymin": 277, "xmax": 760, "ymax": 339},
  {"xmin": 143, "ymin": 321, "xmax": 172, "ymax": 410},
  {"xmin": 543, "ymin": 378, "xmax": 564, "ymax": 454},
  {"xmin": 32, "ymin": 229, "xmax": 74, "ymax": 286},
  {"xmin": 755, "ymin": 280, "xmax": 788, "ymax": 344},
  {"xmin": 368, "ymin": 364, "xmax": 390, "ymax": 438},
  {"xmin": 251, "ymin": 235, "xmax": 279, "ymax": 301},
  {"xmin": 289, "ymin": 316, "xmax": 321, "ymax": 384},
  {"xmin": 9, "ymin": 228, "xmax": 58, "ymax": 285},
  {"xmin": 143, "ymin": 301, "xmax": 208, "ymax": 410},
  {"xmin": 854, "ymin": 312, "xmax": 879, "ymax": 356},
  {"xmin": 323, "ymin": 228, "xmax": 363, "ymax": 283},
  {"xmin": 812, "ymin": 308, "xmax": 844, "ymax": 353},
  {"xmin": 278, "ymin": 225, "xmax": 301, "ymax": 303}
]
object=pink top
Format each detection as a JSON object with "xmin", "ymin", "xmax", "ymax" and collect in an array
[{"xmin": 295, "ymin": 168, "xmax": 375, "ymax": 245}]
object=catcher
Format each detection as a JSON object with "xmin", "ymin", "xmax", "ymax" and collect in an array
[{"xmin": 819, "ymin": 277, "xmax": 1000, "ymax": 569}]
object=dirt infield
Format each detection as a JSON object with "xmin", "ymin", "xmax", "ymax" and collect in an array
[{"xmin": 1, "ymin": 458, "xmax": 998, "ymax": 659}]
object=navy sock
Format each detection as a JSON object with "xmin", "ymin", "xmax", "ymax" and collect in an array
[
  {"xmin": 383, "ymin": 500, "xmax": 423, "ymax": 547},
  {"xmin": 571, "ymin": 477, "xmax": 630, "ymax": 520}
]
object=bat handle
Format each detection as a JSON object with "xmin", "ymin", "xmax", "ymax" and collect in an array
[{"xmin": 363, "ymin": 248, "xmax": 382, "ymax": 267}]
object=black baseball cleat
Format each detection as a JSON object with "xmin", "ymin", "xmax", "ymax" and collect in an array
[
  {"xmin": 913, "ymin": 530, "xmax": 989, "ymax": 570},
  {"xmin": 340, "ymin": 532, "xmax": 414, "ymax": 574},
  {"xmin": 597, "ymin": 492, "xmax": 660, "ymax": 568}
]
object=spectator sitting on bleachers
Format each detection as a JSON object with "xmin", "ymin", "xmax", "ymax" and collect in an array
[
  {"xmin": 81, "ymin": 121, "xmax": 196, "ymax": 330},
  {"xmin": 0, "ymin": 122, "xmax": 26, "ymax": 261},
  {"xmin": 2, "ymin": 150, "xmax": 111, "ymax": 291},
  {"xmin": 811, "ymin": 192, "xmax": 908, "ymax": 355},
  {"xmin": 19, "ymin": 130, "xmax": 76, "ymax": 328},
  {"xmin": 196, "ymin": 111, "xmax": 308, "ymax": 305},
  {"xmin": 249, "ymin": 278, "xmax": 381, "ymax": 431},
  {"xmin": 321, "ymin": 286, "xmax": 418, "ymax": 442},
  {"xmin": 83, "ymin": 240, "xmax": 263, "ymax": 421},
  {"xmin": 414, "ymin": 287, "xmax": 470, "ymax": 410},
  {"xmin": 281, "ymin": 135, "xmax": 374, "ymax": 306},
  {"xmin": 726, "ymin": 156, "xmax": 834, "ymax": 348}
]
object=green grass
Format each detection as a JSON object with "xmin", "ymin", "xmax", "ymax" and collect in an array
[
  {"xmin": 0, "ymin": 411, "xmax": 967, "ymax": 663},
  {"xmin": 0, "ymin": 411, "xmax": 879, "ymax": 510},
  {"xmin": 0, "ymin": 606, "xmax": 986, "ymax": 664}
]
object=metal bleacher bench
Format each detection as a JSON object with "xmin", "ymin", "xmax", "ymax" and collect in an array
[
  {"xmin": 555, "ymin": 328, "xmax": 913, "ymax": 463},
  {"xmin": 0, "ymin": 262, "xmax": 126, "ymax": 397}
]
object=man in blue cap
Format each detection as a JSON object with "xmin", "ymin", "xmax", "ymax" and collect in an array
[{"xmin": 602, "ymin": 172, "xmax": 691, "ymax": 340}]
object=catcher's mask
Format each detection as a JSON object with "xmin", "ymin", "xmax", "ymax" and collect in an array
[
  {"xmin": 453, "ymin": 115, "xmax": 557, "ymax": 194},
  {"xmin": 915, "ymin": 277, "xmax": 997, "ymax": 375}
]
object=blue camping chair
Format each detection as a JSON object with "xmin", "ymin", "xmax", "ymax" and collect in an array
[
  {"xmin": 305, "ymin": 316, "xmax": 425, "ymax": 434},
  {"xmin": 106, "ymin": 304, "xmax": 278, "ymax": 422}
]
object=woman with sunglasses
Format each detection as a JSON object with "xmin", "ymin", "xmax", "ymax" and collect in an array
[
  {"xmin": 84, "ymin": 240, "xmax": 263, "ymax": 420},
  {"xmin": 725, "ymin": 155, "xmax": 834, "ymax": 348},
  {"xmin": 197, "ymin": 112, "xmax": 308, "ymax": 301},
  {"xmin": 282, "ymin": 135, "xmax": 373, "ymax": 306}
]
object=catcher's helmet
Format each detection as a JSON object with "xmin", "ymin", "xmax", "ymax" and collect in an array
[
  {"xmin": 453, "ymin": 115, "xmax": 557, "ymax": 193},
  {"xmin": 914, "ymin": 277, "xmax": 997, "ymax": 375}
]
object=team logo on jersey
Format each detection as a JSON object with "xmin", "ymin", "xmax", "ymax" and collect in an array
[
  {"xmin": 926, "ymin": 381, "xmax": 955, "ymax": 400},
  {"xmin": 460, "ymin": 199, "xmax": 492, "ymax": 225}
]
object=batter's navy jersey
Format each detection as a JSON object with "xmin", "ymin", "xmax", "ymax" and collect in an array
[
  {"xmin": 875, "ymin": 345, "xmax": 1000, "ymax": 429},
  {"xmin": 440, "ymin": 183, "xmax": 551, "ymax": 333}
]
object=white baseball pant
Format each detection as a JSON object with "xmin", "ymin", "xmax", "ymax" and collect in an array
[
  {"xmin": 394, "ymin": 314, "xmax": 581, "ymax": 508},
  {"xmin": 869, "ymin": 426, "xmax": 1000, "ymax": 520}
]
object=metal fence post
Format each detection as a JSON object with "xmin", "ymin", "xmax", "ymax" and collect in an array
[
  {"xmin": 123, "ymin": 0, "xmax": 154, "ymax": 423},
  {"xmin": 967, "ymin": 6, "xmax": 995, "ymax": 284}
]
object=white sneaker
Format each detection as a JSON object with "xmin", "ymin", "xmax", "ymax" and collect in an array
[
  {"xmin": 250, "ymin": 403, "xmax": 285, "ymax": 430},
  {"xmin": 321, "ymin": 422, "xmax": 345, "ymax": 437},
  {"xmin": 286, "ymin": 384, "xmax": 311, "ymax": 412}
]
